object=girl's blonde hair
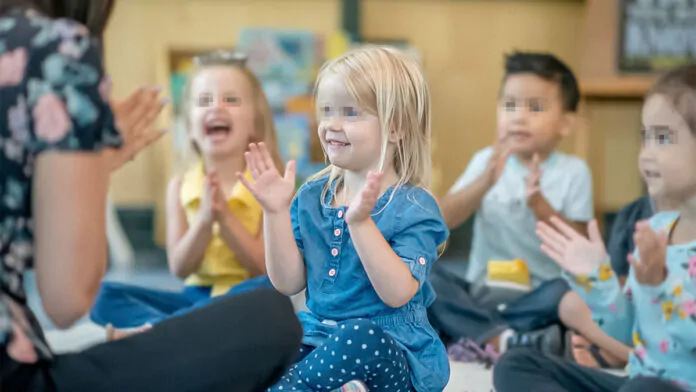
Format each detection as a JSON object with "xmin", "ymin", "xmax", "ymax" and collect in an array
[
  {"xmin": 309, "ymin": 45, "xmax": 432, "ymax": 195},
  {"xmin": 176, "ymin": 51, "xmax": 283, "ymax": 172}
]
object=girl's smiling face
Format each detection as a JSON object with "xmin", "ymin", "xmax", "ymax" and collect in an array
[{"xmin": 639, "ymin": 94, "xmax": 696, "ymax": 203}]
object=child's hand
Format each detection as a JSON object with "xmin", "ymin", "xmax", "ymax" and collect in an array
[
  {"xmin": 346, "ymin": 171, "xmax": 383, "ymax": 225},
  {"xmin": 483, "ymin": 134, "xmax": 514, "ymax": 187},
  {"xmin": 197, "ymin": 171, "xmax": 220, "ymax": 225},
  {"xmin": 208, "ymin": 171, "xmax": 230, "ymax": 222},
  {"xmin": 537, "ymin": 217, "xmax": 608, "ymax": 276},
  {"xmin": 526, "ymin": 153, "xmax": 543, "ymax": 205},
  {"xmin": 627, "ymin": 221, "xmax": 668, "ymax": 286},
  {"xmin": 239, "ymin": 143, "xmax": 296, "ymax": 214}
]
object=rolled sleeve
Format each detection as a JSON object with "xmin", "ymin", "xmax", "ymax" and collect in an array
[{"xmin": 391, "ymin": 189, "xmax": 449, "ymax": 285}]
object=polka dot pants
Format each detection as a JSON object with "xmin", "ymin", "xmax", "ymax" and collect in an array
[{"xmin": 268, "ymin": 319, "xmax": 412, "ymax": 392}]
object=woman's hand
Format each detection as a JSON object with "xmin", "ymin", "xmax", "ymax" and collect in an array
[
  {"xmin": 103, "ymin": 86, "xmax": 167, "ymax": 172},
  {"xmin": 239, "ymin": 143, "xmax": 295, "ymax": 214},
  {"xmin": 4, "ymin": 300, "xmax": 38, "ymax": 364}
]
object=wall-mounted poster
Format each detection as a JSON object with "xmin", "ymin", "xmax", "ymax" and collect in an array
[
  {"xmin": 237, "ymin": 28, "xmax": 318, "ymax": 111},
  {"xmin": 618, "ymin": 0, "xmax": 696, "ymax": 72}
]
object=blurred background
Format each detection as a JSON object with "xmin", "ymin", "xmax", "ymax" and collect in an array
[{"xmin": 102, "ymin": 0, "xmax": 691, "ymax": 265}]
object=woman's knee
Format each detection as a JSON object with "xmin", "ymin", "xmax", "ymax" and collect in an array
[{"xmin": 493, "ymin": 348, "xmax": 543, "ymax": 387}]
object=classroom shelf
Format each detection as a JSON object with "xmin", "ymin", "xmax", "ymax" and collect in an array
[{"xmin": 580, "ymin": 77, "xmax": 654, "ymax": 100}]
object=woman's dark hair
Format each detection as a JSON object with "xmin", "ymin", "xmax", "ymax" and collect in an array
[{"xmin": 0, "ymin": 0, "xmax": 115, "ymax": 37}]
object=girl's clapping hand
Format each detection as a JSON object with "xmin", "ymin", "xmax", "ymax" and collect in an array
[
  {"xmin": 346, "ymin": 171, "xmax": 383, "ymax": 225},
  {"xmin": 537, "ymin": 217, "xmax": 609, "ymax": 276},
  {"xmin": 627, "ymin": 221, "xmax": 668, "ymax": 286},
  {"xmin": 239, "ymin": 143, "xmax": 296, "ymax": 213}
]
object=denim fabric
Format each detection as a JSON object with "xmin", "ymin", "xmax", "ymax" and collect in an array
[{"xmin": 290, "ymin": 176, "xmax": 449, "ymax": 392}]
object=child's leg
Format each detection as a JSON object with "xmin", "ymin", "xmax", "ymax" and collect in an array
[
  {"xmin": 558, "ymin": 291, "xmax": 630, "ymax": 365},
  {"xmin": 161, "ymin": 277, "xmax": 275, "ymax": 323},
  {"xmin": 269, "ymin": 319, "xmax": 412, "ymax": 392},
  {"xmin": 493, "ymin": 348, "xmax": 627, "ymax": 392},
  {"xmin": 427, "ymin": 264, "xmax": 509, "ymax": 345},
  {"xmin": 90, "ymin": 282, "xmax": 196, "ymax": 328},
  {"xmin": 499, "ymin": 278, "xmax": 571, "ymax": 332}
]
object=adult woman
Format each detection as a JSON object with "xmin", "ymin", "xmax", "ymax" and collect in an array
[{"xmin": 0, "ymin": 1, "xmax": 301, "ymax": 391}]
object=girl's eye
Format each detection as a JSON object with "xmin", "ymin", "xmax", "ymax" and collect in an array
[
  {"xmin": 319, "ymin": 106, "xmax": 332, "ymax": 117},
  {"xmin": 656, "ymin": 130, "xmax": 674, "ymax": 146},
  {"xmin": 197, "ymin": 94, "xmax": 213, "ymax": 107},
  {"xmin": 342, "ymin": 107, "xmax": 359, "ymax": 117},
  {"xmin": 504, "ymin": 100, "xmax": 516, "ymax": 111},
  {"xmin": 223, "ymin": 95, "xmax": 241, "ymax": 105}
]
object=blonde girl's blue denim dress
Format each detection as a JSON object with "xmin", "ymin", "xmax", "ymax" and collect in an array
[{"xmin": 290, "ymin": 176, "xmax": 450, "ymax": 392}]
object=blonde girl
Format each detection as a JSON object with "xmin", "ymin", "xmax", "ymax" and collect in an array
[{"xmin": 243, "ymin": 46, "xmax": 449, "ymax": 392}]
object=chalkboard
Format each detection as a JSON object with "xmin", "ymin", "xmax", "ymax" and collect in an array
[{"xmin": 618, "ymin": 0, "xmax": 696, "ymax": 72}]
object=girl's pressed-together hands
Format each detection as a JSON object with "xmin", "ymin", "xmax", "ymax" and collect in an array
[
  {"xmin": 239, "ymin": 143, "xmax": 296, "ymax": 213},
  {"xmin": 627, "ymin": 221, "xmax": 668, "ymax": 286},
  {"xmin": 197, "ymin": 170, "xmax": 229, "ymax": 225}
]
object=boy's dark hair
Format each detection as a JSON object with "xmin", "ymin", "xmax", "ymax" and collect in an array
[
  {"xmin": 503, "ymin": 51, "xmax": 580, "ymax": 113},
  {"xmin": 0, "ymin": 0, "xmax": 115, "ymax": 37},
  {"xmin": 648, "ymin": 65, "xmax": 696, "ymax": 137}
]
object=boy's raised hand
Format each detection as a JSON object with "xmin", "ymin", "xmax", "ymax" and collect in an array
[
  {"xmin": 484, "ymin": 134, "xmax": 514, "ymax": 187},
  {"xmin": 627, "ymin": 221, "xmax": 668, "ymax": 286},
  {"xmin": 537, "ymin": 217, "xmax": 608, "ymax": 276},
  {"xmin": 346, "ymin": 171, "xmax": 383, "ymax": 225},
  {"xmin": 239, "ymin": 143, "xmax": 296, "ymax": 213}
]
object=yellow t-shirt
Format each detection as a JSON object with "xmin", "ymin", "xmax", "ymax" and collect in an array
[{"xmin": 179, "ymin": 162, "xmax": 262, "ymax": 297}]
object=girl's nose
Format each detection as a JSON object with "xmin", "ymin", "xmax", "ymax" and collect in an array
[{"xmin": 328, "ymin": 116, "xmax": 343, "ymax": 130}]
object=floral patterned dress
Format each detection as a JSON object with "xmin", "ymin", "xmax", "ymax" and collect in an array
[
  {"xmin": 567, "ymin": 211, "xmax": 696, "ymax": 390},
  {"xmin": 0, "ymin": 7, "xmax": 121, "ymax": 361}
]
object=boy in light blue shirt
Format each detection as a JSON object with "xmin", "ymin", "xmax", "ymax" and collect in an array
[{"xmin": 433, "ymin": 52, "xmax": 612, "ymax": 363}]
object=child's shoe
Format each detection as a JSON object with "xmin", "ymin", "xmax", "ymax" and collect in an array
[
  {"xmin": 337, "ymin": 380, "xmax": 369, "ymax": 392},
  {"xmin": 505, "ymin": 324, "xmax": 564, "ymax": 357}
]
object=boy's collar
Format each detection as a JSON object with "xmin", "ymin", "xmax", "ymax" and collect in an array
[{"xmin": 509, "ymin": 151, "xmax": 558, "ymax": 171}]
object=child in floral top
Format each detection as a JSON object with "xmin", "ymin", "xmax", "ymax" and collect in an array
[{"xmin": 494, "ymin": 65, "xmax": 696, "ymax": 392}]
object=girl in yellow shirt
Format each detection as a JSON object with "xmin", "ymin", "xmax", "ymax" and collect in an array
[{"xmin": 90, "ymin": 51, "xmax": 283, "ymax": 334}]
